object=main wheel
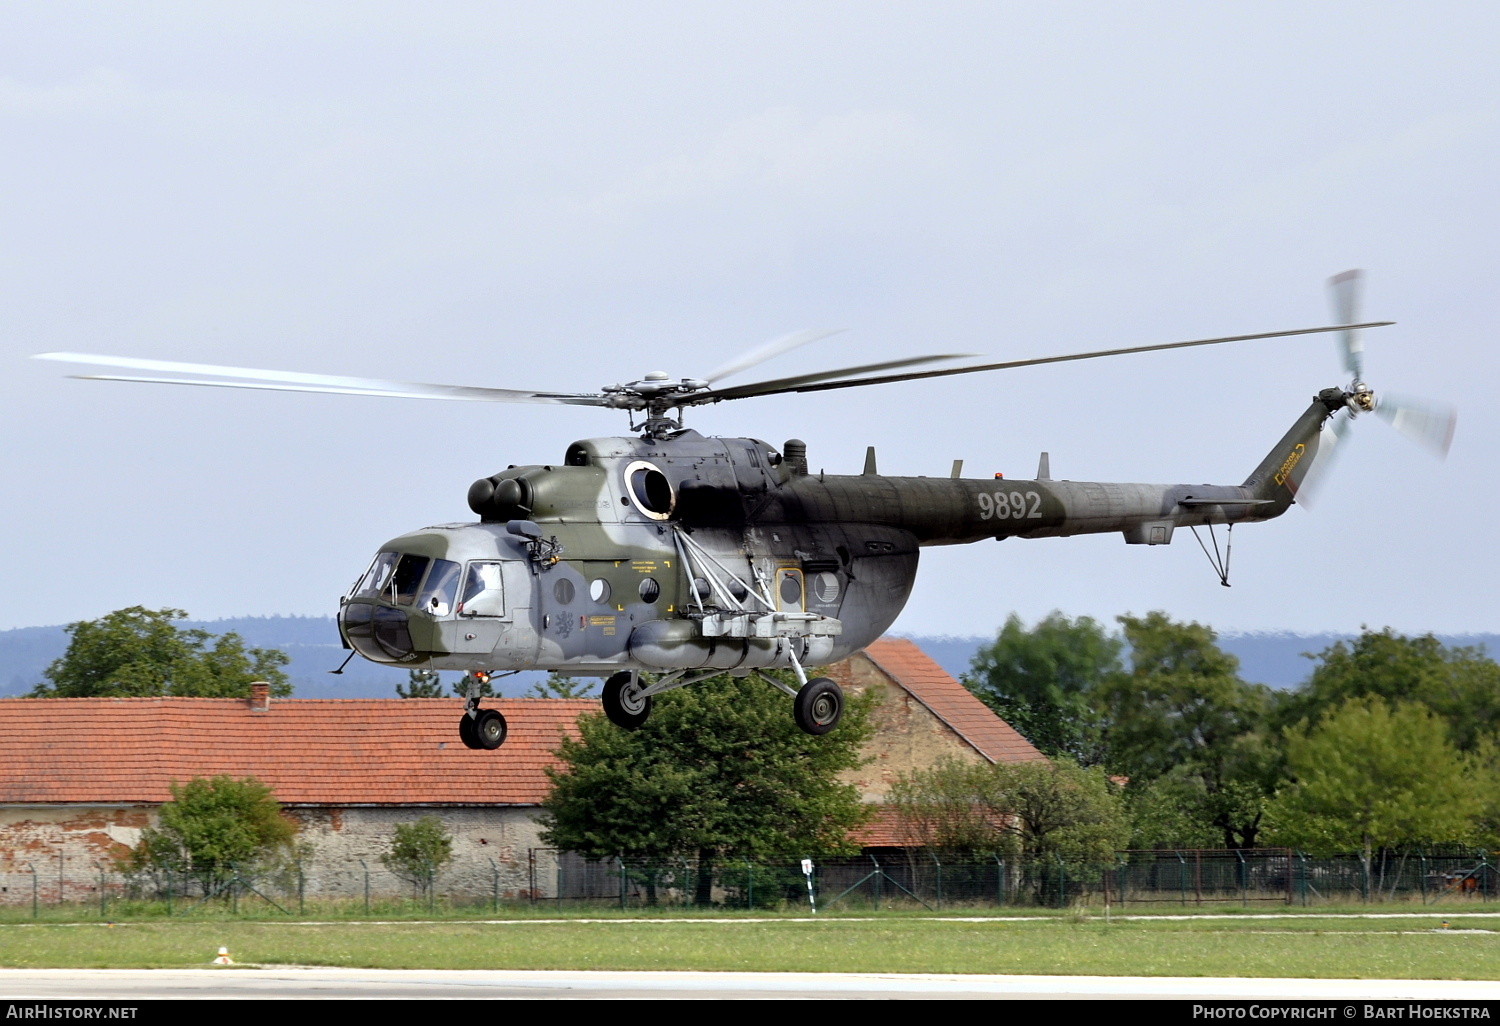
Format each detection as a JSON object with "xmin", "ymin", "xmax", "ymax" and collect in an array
[
  {"xmin": 474, "ymin": 708, "xmax": 508, "ymax": 750},
  {"xmin": 602, "ymin": 672, "xmax": 652, "ymax": 730},
  {"xmin": 458, "ymin": 713, "xmax": 482, "ymax": 749},
  {"xmin": 793, "ymin": 677, "xmax": 843, "ymax": 735}
]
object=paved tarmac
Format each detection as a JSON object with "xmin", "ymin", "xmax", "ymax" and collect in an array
[{"xmin": 0, "ymin": 968, "xmax": 1496, "ymax": 1000}]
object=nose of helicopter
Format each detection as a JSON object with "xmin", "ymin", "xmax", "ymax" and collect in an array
[{"xmin": 339, "ymin": 601, "xmax": 415, "ymax": 662}]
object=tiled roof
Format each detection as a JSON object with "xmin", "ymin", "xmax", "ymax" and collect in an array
[
  {"xmin": 861, "ymin": 638, "xmax": 1046, "ymax": 765},
  {"xmin": 849, "ymin": 805, "xmax": 917, "ymax": 848},
  {"xmin": 0, "ymin": 698, "xmax": 594, "ymax": 806}
]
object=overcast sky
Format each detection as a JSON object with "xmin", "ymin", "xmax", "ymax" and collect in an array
[{"xmin": 2, "ymin": 2, "xmax": 1495, "ymax": 639}]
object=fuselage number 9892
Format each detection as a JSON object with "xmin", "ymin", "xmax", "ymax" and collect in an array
[{"xmin": 978, "ymin": 490, "xmax": 1042, "ymax": 520}]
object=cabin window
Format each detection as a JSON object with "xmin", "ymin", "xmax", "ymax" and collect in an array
[
  {"xmin": 459, "ymin": 562, "xmax": 506, "ymax": 617},
  {"xmin": 638, "ymin": 578, "xmax": 661, "ymax": 604},
  {"xmin": 590, "ymin": 578, "xmax": 612, "ymax": 604},
  {"xmin": 553, "ymin": 577, "xmax": 576, "ymax": 605}
]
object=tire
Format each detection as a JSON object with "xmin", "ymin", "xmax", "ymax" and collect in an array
[
  {"xmin": 474, "ymin": 708, "xmax": 508, "ymax": 750},
  {"xmin": 602, "ymin": 671, "xmax": 652, "ymax": 730},
  {"xmin": 793, "ymin": 677, "xmax": 843, "ymax": 735},
  {"xmin": 458, "ymin": 713, "xmax": 482, "ymax": 750}
]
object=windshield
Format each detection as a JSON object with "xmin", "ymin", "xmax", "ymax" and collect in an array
[{"xmin": 355, "ymin": 551, "xmax": 399, "ymax": 599}]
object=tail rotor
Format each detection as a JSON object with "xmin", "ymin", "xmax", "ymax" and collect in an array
[{"xmin": 1300, "ymin": 269, "xmax": 1456, "ymax": 508}]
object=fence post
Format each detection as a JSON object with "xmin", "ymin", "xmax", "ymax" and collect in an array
[
  {"xmin": 1175, "ymin": 852, "xmax": 1187, "ymax": 906},
  {"xmin": 619, "ymin": 857, "xmax": 627, "ymax": 910},
  {"xmin": 744, "ymin": 858, "xmax": 753, "ymax": 910},
  {"xmin": 296, "ymin": 857, "xmax": 305, "ymax": 916},
  {"xmin": 94, "ymin": 862, "xmax": 106, "ymax": 918},
  {"xmin": 994, "ymin": 854, "xmax": 1005, "ymax": 907},
  {"xmin": 1420, "ymin": 854, "xmax": 1428, "ymax": 905},
  {"xmin": 27, "ymin": 863, "xmax": 37, "ymax": 919},
  {"xmin": 1055, "ymin": 854, "xmax": 1067, "ymax": 908},
  {"xmin": 929, "ymin": 851, "xmax": 942, "ymax": 911},
  {"xmin": 358, "ymin": 859, "xmax": 369, "ymax": 915},
  {"xmin": 490, "ymin": 857, "xmax": 499, "ymax": 913},
  {"xmin": 165, "ymin": 866, "xmax": 173, "ymax": 917},
  {"xmin": 1236, "ymin": 849, "xmax": 1247, "ymax": 906},
  {"xmin": 427, "ymin": 861, "xmax": 436, "ymax": 915},
  {"xmin": 58, "ymin": 848, "xmax": 64, "ymax": 910}
]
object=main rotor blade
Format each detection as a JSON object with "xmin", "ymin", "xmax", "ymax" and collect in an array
[
  {"xmin": 689, "ymin": 353, "xmax": 976, "ymax": 403},
  {"xmin": 702, "ymin": 328, "xmax": 846, "ymax": 384},
  {"xmin": 33, "ymin": 352, "xmax": 606, "ymax": 405},
  {"xmin": 1329, "ymin": 269, "xmax": 1364, "ymax": 381},
  {"xmin": 1376, "ymin": 393, "xmax": 1457, "ymax": 458},
  {"xmin": 695, "ymin": 322, "xmax": 1395, "ymax": 401},
  {"xmin": 63, "ymin": 374, "xmax": 610, "ymax": 405}
]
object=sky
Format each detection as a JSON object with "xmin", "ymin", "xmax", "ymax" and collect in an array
[{"xmin": 1, "ymin": 2, "xmax": 1495, "ymax": 639}]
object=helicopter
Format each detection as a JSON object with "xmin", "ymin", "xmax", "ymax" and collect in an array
[{"xmin": 34, "ymin": 270, "xmax": 1453, "ymax": 751}]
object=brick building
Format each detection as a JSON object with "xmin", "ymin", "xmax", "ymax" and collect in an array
[{"xmin": 0, "ymin": 638, "xmax": 1039, "ymax": 901}]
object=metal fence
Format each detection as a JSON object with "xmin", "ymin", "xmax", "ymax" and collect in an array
[
  {"xmin": 534, "ymin": 848, "xmax": 1500, "ymax": 911},
  {"xmin": 1, "ymin": 848, "xmax": 1494, "ymax": 917}
]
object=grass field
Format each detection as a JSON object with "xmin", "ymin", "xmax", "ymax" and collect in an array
[{"xmin": 0, "ymin": 913, "xmax": 1495, "ymax": 979}]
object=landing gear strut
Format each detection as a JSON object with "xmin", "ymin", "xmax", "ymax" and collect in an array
[{"xmin": 457, "ymin": 671, "xmax": 508, "ymax": 751}]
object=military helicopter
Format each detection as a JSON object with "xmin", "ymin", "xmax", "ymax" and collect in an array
[{"xmin": 35, "ymin": 271, "xmax": 1453, "ymax": 750}]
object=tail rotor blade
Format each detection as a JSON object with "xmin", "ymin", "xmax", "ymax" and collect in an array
[
  {"xmin": 1329, "ymin": 269, "xmax": 1364, "ymax": 381},
  {"xmin": 1294, "ymin": 411, "xmax": 1352, "ymax": 511},
  {"xmin": 1375, "ymin": 393, "xmax": 1457, "ymax": 458}
]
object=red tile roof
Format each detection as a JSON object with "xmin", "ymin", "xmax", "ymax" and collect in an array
[
  {"xmin": 849, "ymin": 805, "xmax": 918, "ymax": 848},
  {"xmin": 0, "ymin": 698, "xmax": 594, "ymax": 807},
  {"xmin": 860, "ymin": 638, "xmax": 1046, "ymax": 765}
]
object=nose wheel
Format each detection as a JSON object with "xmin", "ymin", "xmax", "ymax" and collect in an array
[
  {"xmin": 459, "ymin": 709, "xmax": 508, "ymax": 750},
  {"xmin": 458, "ymin": 671, "xmax": 508, "ymax": 750},
  {"xmin": 793, "ymin": 677, "xmax": 844, "ymax": 735},
  {"xmin": 602, "ymin": 671, "xmax": 652, "ymax": 730}
]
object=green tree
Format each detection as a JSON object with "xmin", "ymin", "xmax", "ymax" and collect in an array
[
  {"xmin": 396, "ymin": 669, "xmax": 445, "ymax": 698},
  {"xmin": 526, "ymin": 673, "xmax": 598, "ymax": 698},
  {"xmin": 889, "ymin": 757, "xmax": 1128, "ymax": 860},
  {"xmin": 124, "ymin": 776, "xmax": 296, "ymax": 895},
  {"xmin": 381, "ymin": 816, "xmax": 454, "ymax": 900},
  {"xmin": 1285, "ymin": 628, "xmax": 1500, "ymax": 752},
  {"xmin": 450, "ymin": 670, "xmax": 495, "ymax": 698},
  {"xmin": 1096, "ymin": 612, "xmax": 1282, "ymax": 849},
  {"xmin": 31, "ymin": 606, "xmax": 290, "ymax": 698},
  {"xmin": 540, "ymin": 672, "xmax": 872, "ymax": 904},
  {"xmin": 1265, "ymin": 697, "xmax": 1481, "ymax": 879},
  {"xmin": 962, "ymin": 612, "xmax": 1121, "ymax": 763}
]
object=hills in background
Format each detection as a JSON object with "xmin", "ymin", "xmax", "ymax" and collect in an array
[{"xmin": 1, "ymin": 616, "xmax": 1495, "ymax": 700}]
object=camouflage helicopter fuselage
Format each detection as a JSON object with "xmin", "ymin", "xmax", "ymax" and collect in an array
[{"xmin": 337, "ymin": 388, "xmax": 1346, "ymax": 677}]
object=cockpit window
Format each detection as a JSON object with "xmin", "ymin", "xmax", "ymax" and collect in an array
[
  {"xmin": 355, "ymin": 552, "xmax": 399, "ymax": 599},
  {"xmin": 459, "ymin": 561, "xmax": 506, "ymax": 617},
  {"xmin": 418, "ymin": 559, "xmax": 461, "ymax": 616},
  {"xmin": 391, "ymin": 554, "xmax": 431, "ymax": 606}
]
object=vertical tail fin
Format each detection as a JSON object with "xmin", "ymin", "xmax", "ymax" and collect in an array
[{"xmin": 1243, "ymin": 390, "xmax": 1344, "ymax": 509}]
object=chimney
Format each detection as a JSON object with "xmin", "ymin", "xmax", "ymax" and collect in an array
[{"xmin": 249, "ymin": 682, "xmax": 271, "ymax": 712}]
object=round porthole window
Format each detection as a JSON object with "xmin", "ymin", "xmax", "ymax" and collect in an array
[
  {"xmin": 622, "ymin": 460, "xmax": 674, "ymax": 520},
  {"xmin": 779, "ymin": 573, "xmax": 802, "ymax": 605},
  {"xmin": 553, "ymin": 578, "xmax": 576, "ymax": 605},
  {"xmin": 589, "ymin": 579, "xmax": 611, "ymax": 604},
  {"xmin": 813, "ymin": 572, "xmax": 840, "ymax": 603},
  {"xmin": 638, "ymin": 577, "xmax": 661, "ymax": 603}
]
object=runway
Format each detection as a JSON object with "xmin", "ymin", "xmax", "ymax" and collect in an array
[{"xmin": 0, "ymin": 968, "xmax": 1495, "ymax": 1000}]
